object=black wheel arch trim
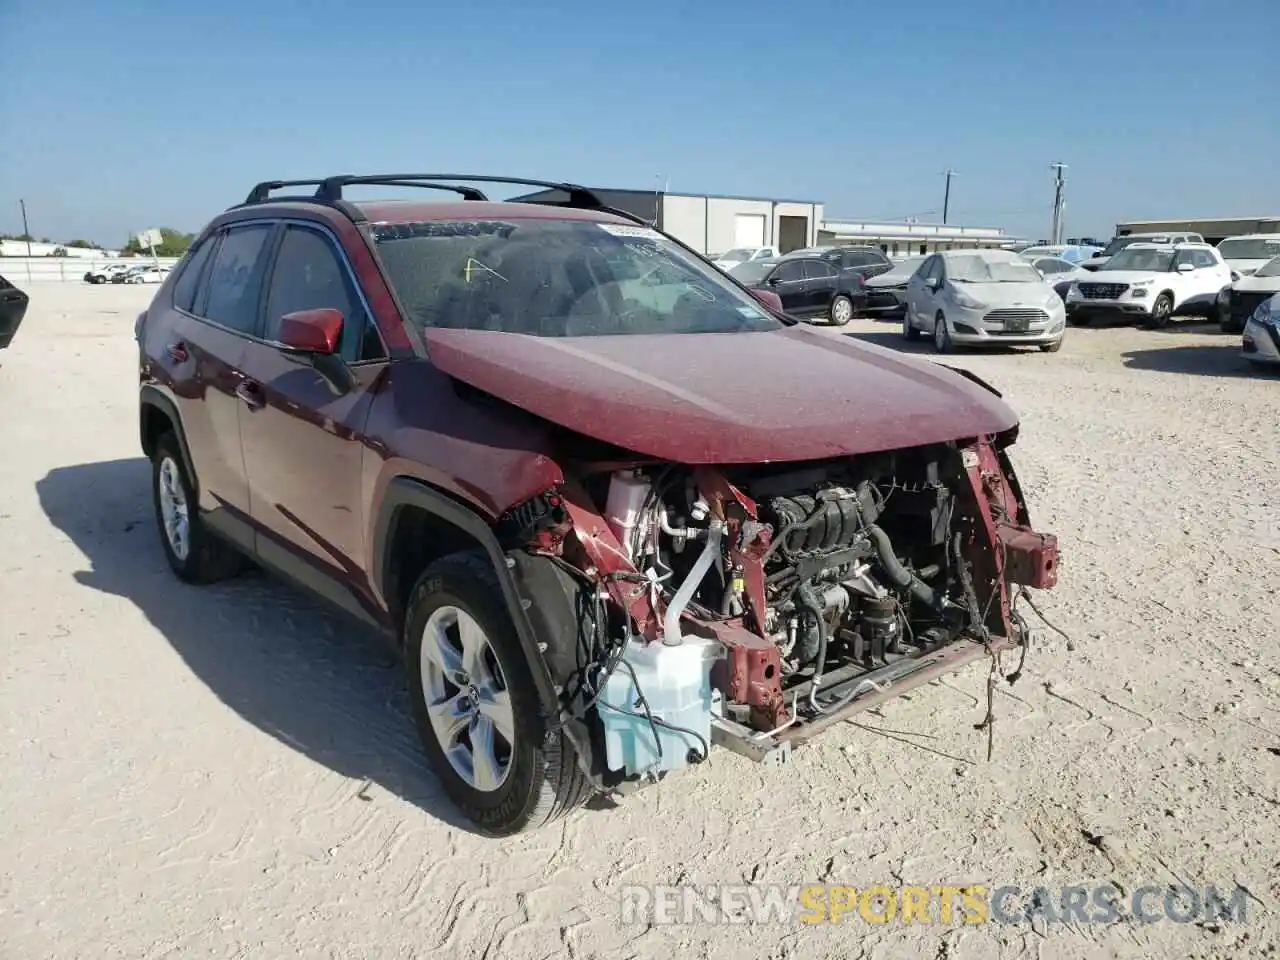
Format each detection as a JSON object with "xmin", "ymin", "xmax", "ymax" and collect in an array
[
  {"xmin": 139, "ymin": 386, "xmax": 198, "ymax": 495},
  {"xmin": 372, "ymin": 476, "xmax": 602, "ymax": 785}
]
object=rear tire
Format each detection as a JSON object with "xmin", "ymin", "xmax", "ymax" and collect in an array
[
  {"xmin": 829, "ymin": 295, "xmax": 853, "ymax": 326},
  {"xmin": 902, "ymin": 311, "xmax": 921, "ymax": 341},
  {"xmin": 151, "ymin": 432, "xmax": 243, "ymax": 583},
  {"xmin": 405, "ymin": 551, "xmax": 589, "ymax": 836}
]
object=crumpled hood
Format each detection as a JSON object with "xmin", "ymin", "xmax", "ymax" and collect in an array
[
  {"xmin": 424, "ymin": 325, "xmax": 1018, "ymax": 463},
  {"xmin": 1233, "ymin": 274, "xmax": 1280, "ymax": 295}
]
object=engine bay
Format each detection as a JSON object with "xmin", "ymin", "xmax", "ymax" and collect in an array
[{"xmin": 504, "ymin": 434, "xmax": 1059, "ymax": 783}]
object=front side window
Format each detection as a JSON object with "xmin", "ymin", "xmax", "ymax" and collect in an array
[
  {"xmin": 772, "ymin": 260, "xmax": 804, "ymax": 283},
  {"xmin": 372, "ymin": 219, "xmax": 782, "ymax": 337},
  {"xmin": 1191, "ymin": 250, "xmax": 1218, "ymax": 269},
  {"xmin": 802, "ymin": 259, "xmax": 835, "ymax": 280},
  {"xmin": 265, "ymin": 226, "xmax": 383, "ymax": 361},
  {"xmin": 202, "ymin": 224, "xmax": 273, "ymax": 333}
]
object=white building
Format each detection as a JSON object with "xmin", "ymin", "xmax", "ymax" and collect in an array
[
  {"xmin": 510, "ymin": 187, "xmax": 824, "ymax": 255},
  {"xmin": 0, "ymin": 239, "xmax": 120, "ymax": 259},
  {"xmin": 1114, "ymin": 216, "xmax": 1280, "ymax": 245},
  {"xmin": 819, "ymin": 219, "xmax": 1024, "ymax": 258}
]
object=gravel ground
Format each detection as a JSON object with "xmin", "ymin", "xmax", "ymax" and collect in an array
[{"xmin": 1, "ymin": 286, "xmax": 1278, "ymax": 960}]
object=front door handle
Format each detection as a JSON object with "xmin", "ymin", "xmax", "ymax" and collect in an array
[{"xmin": 235, "ymin": 381, "xmax": 265, "ymax": 410}]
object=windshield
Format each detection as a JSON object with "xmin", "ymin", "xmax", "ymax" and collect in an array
[
  {"xmin": 1254, "ymin": 255, "xmax": 1280, "ymax": 278},
  {"xmin": 719, "ymin": 248, "xmax": 754, "ymax": 261},
  {"xmin": 1104, "ymin": 248, "xmax": 1175, "ymax": 272},
  {"xmin": 947, "ymin": 255, "xmax": 1043, "ymax": 283},
  {"xmin": 728, "ymin": 261, "xmax": 776, "ymax": 284},
  {"xmin": 372, "ymin": 219, "xmax": 784, "ymax": 337},
  {"xmin": 1218, "ymin": 238, "xmax": 1280, "ymax": 261},
  {"xmin": 1100, "ymin": 236, "xmax": 1166, "ymax": 257}
]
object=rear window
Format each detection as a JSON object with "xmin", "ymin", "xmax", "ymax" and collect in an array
[{"xmin": 371, "ymin": 219, "xmax": 783, "ymax": 337}]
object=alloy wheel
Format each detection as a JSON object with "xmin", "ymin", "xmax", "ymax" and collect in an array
[
  {"xmin": 157, "ymin": 456, "xmax": 190, "ymax": 561},
  {"xmin": 419, "ymin": 605, "xmax": 515, "ymax": 792}
]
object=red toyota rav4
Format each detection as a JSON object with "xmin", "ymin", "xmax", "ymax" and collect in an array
[{"xmin": 136, "ymin": 174, "xmax": 1058, "ymax": 835}]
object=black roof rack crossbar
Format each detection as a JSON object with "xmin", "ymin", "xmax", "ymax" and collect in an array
[
  {"xmin": 314, "ymin": 176, "xmax": 490, "ymax": 202},
  {"xmin": 245, "ymin": 179, "xmax": 332, "ymax": 204},
  {"xmin": 313, "ymin": 174, "xmax": 606, "ymax": 210}
]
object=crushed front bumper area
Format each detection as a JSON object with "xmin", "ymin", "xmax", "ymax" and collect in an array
[{"xmin": 710, "ymin": 633, "xmax": 1019, "ymax": 764}]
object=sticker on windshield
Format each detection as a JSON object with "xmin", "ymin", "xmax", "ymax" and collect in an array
[{"xmin": 597, "ymin": 223, "xmax": 663, "ymax": 240}]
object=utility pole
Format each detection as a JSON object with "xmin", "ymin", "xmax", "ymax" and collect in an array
[
  {"xmin": 1049, "ymin": 162, "xmax": 1068, "ymax": 245},
  {"xmin": 19, "ymin": 199, "xmax": 31, "ymax": 256},
  {"xmin": 942, "ymin": 169, "xmax": 956, "ymax": 225}
]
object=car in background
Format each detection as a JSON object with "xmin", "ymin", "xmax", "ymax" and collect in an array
[
  {"xmin": 729, "ymin": 255, "xmax": 868, "ymax": 325},
  {"xmin": 126, "ymin": 265, "xmax": 172, "ymax": 284},
  {"xmin": 1216, "ymin": 235, "xmax": 1280, "ymax": 279},
  {"xmin": 83, "ymin": 263, "xmax": 133, "ymax": 284},
  {"xmin": 110, "ymin": 265, "xmax": 149, "ymax": 284},
  {"xmin": 1065, "ymin": 242, "xmax": 1231, "ymax": 328},
  {"xmin": 1018, "ymin": 244, "xmax": 1101, "ymax": 264},
  {"xmin": 903, "ymin": 249, "xmax": 1066, "ymax": 352},
  {"xmin": 1242, "ymin": 291, "xmax": 1280, "ymax": 366},
  {"xmin": 862, "ymin": 256, "xmax": 925, "ymax": 317},
  {"xmin": 0, "ymin": 273, "xmax": 29, "ymax": 351},
  {"xmin": 1030, "ymin": 256, "xmax": 1089, "ymax": 300},
  {"xmin": 712, "ymin": 246, "xmax": 779, "ymax": 270},
  {"xmin": 802, "ymin": 245, "xmax": 895, "ymax": 281},
  {"xmin": 1225, "ymin": 254, "xmax": 1280, "ymax": 333},
  {"xmin": 1080, "ymin": 232, "xmax": 1204, "ymax": 272}
]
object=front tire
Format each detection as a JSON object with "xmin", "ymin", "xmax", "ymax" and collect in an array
[
  {"xmin": 829, "ymin": 295, "xmax": 854, "ymax": 326},
  {"xmin": 933, "ymin": 312, "xmax": 954, "ymax": 353},
  {"xmin": 1144, "ymin": 293, "xmax": 1174, "ymax": 329},
  {"xmin": 405, "ymin": 551, "xmax": 589, "ymax": 835},
  {"xmin": 1039, "ymin": 339, "xmax": 1063, "ymax": 353},
  {"xmin": 151, "ymin": 432, "xmax": 243, "ymax": 583}
]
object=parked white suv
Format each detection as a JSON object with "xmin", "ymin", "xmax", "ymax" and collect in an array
[
  {"xmin": 1065, "ymin": 242, "xmax": 1232, "ymax": 328},
  {"xmin": 1080, "ymin": 231, "xmax": 1204, "ymax": 272},
  {"xmin": 82, "ymin": 263, "xmax": 132, "ymax": 285},
  {"xmin": 1216, "ymin": 234, "xmax": 1280, "ymax": 279}
]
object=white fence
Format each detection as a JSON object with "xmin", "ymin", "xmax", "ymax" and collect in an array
[{"xmin": 0, "ymin": 256, "xmax": 183, "ymax": 284}]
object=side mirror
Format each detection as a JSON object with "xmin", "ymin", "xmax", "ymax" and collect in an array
[
  {"xmin": 1176, "ymin": 263, "xmax": 1194, "ymax": 273},
  {"xmin": 752, "ymin": 289, "xmax": 784, "ymax": 312},
  {"xmin": 276, "ymin": 308, "xmax": 354, "ymax": 393},
  {"xmin": 277, "ymin": 308, "xmax": 342, "ymax": 354}
]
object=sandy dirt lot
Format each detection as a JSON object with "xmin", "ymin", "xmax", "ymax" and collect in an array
[{"xmin": 1, "ymin": 285, "xmax": 1277, "ymax": 960}]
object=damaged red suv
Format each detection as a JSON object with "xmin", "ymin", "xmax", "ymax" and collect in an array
[{"xmin": 135, "ymin": 174, "xmax": 1058, "ymax": 834}]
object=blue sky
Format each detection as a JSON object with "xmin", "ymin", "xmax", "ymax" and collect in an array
[{"xmin": 2, "ymin": 0, "xmax": 1277, "ymax": 246}]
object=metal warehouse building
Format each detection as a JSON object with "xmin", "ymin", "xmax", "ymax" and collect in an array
[
  {"xmin": 511, "ymin": 187, "xmax": 823, "ymax": 256},
  {"xmin": 819, "ymin": 219, "xmax": 1024, "ymax": 257},
  {"xmin": 1115, "ymin": 216, "xmax": 1280, "ymax": 245}
]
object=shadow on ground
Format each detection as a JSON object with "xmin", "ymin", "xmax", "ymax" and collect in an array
[
  {"xmin": 36, "ymin": 457, "xmax": 480, "ymax": 830},
  {"xmin": 1122, "ymin": 343, "xmax": 1280, "ymax": 379}
]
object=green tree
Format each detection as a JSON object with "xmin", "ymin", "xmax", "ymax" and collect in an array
[
  {"xmin": 48, "ymin": 247, "xmax": 69, "ymax": 257},
  {"xmin": 122, "ymin": 228, "xmax": 194, "ymax": 258},
  {"xmin": 66, "ymin": 239, "xmax": 100, "ymax": 249}
]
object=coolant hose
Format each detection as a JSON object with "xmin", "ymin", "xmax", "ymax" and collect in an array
[
  {"xmin": 662, "ymin": 522, "xmax": 723, "ymax": 646},
  {"xmin": 798, "ymin": 585, "xmax": 830, "ymax": 713},
  {"xmin": 865, "ymin": 524, "xmax": 938, "ymax": 609}
]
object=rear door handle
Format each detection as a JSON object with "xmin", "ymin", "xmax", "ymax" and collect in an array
[
  {"xmin": 166, "ymin": 342, "xmax": 189, "ymax": 363},
  {"xmin": 235, "ymin": 380, "xmax": 265, "ymax": 410}
]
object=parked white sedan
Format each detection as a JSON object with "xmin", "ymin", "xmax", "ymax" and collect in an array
[
  {"xmin": 126, "ymin": 265, "xmax": 171, "ymax": 284},
  {"xmin": 903, "ymin": 249, "xmax": 1066, "ymax": 353}
]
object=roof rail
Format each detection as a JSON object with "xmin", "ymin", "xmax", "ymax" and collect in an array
[{"xmin": 312, "ymin": 174, "xmax": 606, "ymax": 210}]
